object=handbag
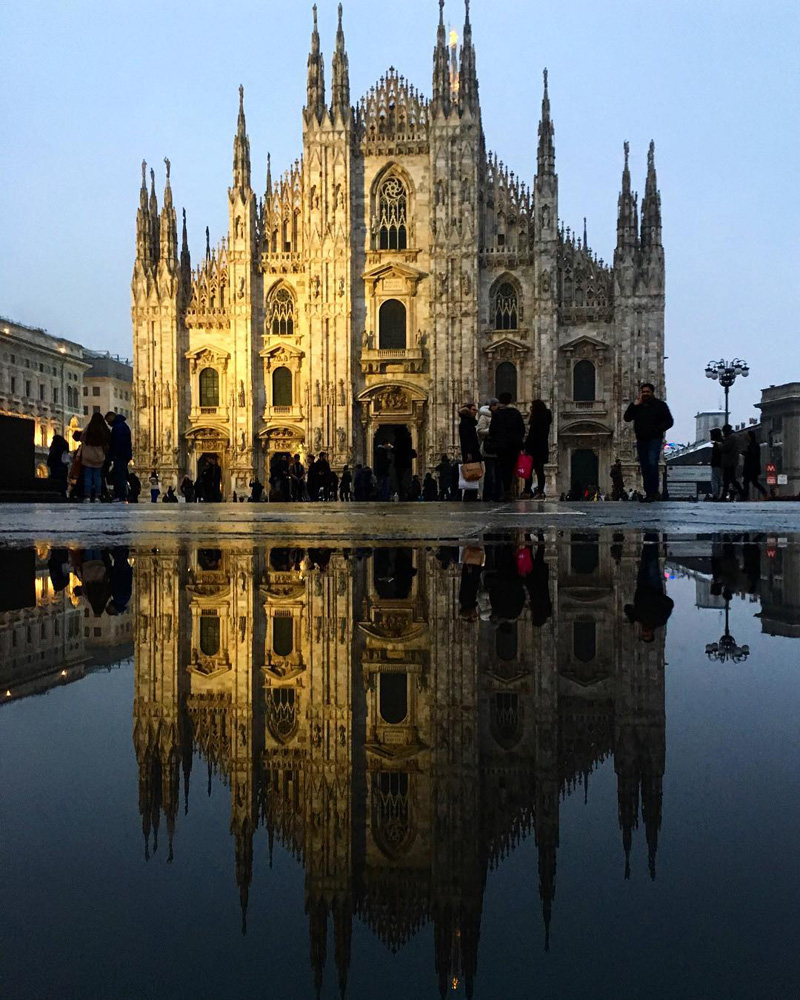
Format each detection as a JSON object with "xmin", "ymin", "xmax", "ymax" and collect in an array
[
  {"xmin": 515, "ymin": 452, "xmax": 534, "ymax": 480},
  {"xmin": 460, "ymin": 461, "xmax": 484, "ymax": 482},
  {"xmin": 458, "ymin": 466, "xmax": 481, "ymax": 491},
  {"xmin": 515, "ymin": 546, "xmax": 534, "ymax": 576}
]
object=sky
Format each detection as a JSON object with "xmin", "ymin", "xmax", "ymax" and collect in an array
[{"xmin": 1, "ymin": 0, "xmax": 798, "ymax": 442}]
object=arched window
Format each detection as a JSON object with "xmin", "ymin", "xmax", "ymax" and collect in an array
[
  {"xmin": 269, "ymin": 287, "xmax": 295, "ymax": 338},
  {"xmin": 573, "ymin": 621, "xmax": 597, "ymax": 662},
  {"xmin": 495, "ymin": 361, "xmax": 517, "ymax": 401},
  {"xmin": 272, "ymin": 366, "xmax": 293, "ymax": 407},
  {"xmin": 371, "ymin": 771, "xmax": 412, "ymax": 858},
  {"xmin": 199, "ymin": 367, "xmax": 219, "ymax": 407},
  {"xmin": 379, "ymin": 299, "xmax": 406, "ymax": 349},
  {"xmin": 495, "ymin": 622, "xmax": 518, "ymax": 661},
  {"xmin": 282, "ymin": 217, "xmax": 290, "ymax": 252},
  {"xmin": 379, "ymin": 672, "xmax": 408, "ymax": 724},
  {"xmin": 199, "ymin": 613, "xmax": 220, "ymax": 657},
  {"xmin": 571, "ymin": 535, "xmax": 599, "ymax": 575},
  {"xmin": 490, "ymin": 692, "xmax": 521, "ymax": 749},
  {"xmin": 272, "ymin": 616, "xmax": 294, "ymax": 656},
  {"xmin": 573, "ymin": 359, "xmax": 596, "ymax": 401},
  {"xmin": 378, "ymin": 176, "xmax": 408, "ymax": 250},
  {"xmin": 494, "ymin": 282, "xmax": 518, "ymax": 330},
  {"xmin": 267, "ymin": 688, "xmax": 297, "ymax": 743}
]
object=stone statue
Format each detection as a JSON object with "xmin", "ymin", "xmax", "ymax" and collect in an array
[
  {"xmin": 313, "ymin": 428, "xmax": 323, "ymax": 452},
  {"xmin": 362, "ymin": 329, "xmax": 370, "ymax": 349},
  {"xmin": 238, "ymin": 380, "xmax": 245, "ymax": 406},
  {"xmin": 314, "ymin": 380, "xmax": 321, "ymax": 406}
]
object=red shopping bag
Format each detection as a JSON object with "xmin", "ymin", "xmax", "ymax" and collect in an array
[
  {"xmin": 515, "ymin": 452, "xmax": 534, "ymax": 480},
  {"xmin": 516, "ymin": 546, "xmax": 534, "ymax": 576}
]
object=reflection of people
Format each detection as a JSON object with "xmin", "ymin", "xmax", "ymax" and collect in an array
[
  {"xmin": 106, "ymin": 548, "xmax": 133, "ymax": 615},
  {"xmin": 624, "ymin": 534, "xmax": 674, "ymax": 641},
  {"xmin": 524, "ymin": 536, "xmax": 552, "ymax": 627}
]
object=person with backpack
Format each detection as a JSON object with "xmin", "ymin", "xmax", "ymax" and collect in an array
[
  {"xmin": 105, "ymin": 411, "xmax": 132, "ymax": 503},
  {"xmin": 80, "ymin": 413, "xmax": 111, "ymax": 503},
  {"xmin": 741, "ymin": 429, "xmax": 768, "ymax": 500},
  {"xmin": 487, "ymin": 393, "xmax": 525, "ymax": 501}
]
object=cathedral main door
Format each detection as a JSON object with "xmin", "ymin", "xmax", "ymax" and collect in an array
[
  {"xmin": 570, "ymin": 448, "xmax": 599, "ymax": 497},
  {"xmin": 373, "ymin": 424, "xmax": 415, "ymax": 499}
]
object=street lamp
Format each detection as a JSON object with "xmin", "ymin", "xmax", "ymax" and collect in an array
[
  {"xmin": 704, "ymin": 358, "xmax": 749, "ymax": 425},
  {"xmin": 705, "ymin": 600, "xmax": 750, "ymax": 664}
]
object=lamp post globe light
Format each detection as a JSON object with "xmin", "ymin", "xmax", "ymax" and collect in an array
[
  {"xmin": 704, "ymin": 358, "xmax": 749, "ymax": 425},
  {"xmin": 704, "ymin": 599, "xmax": 750, "ymax": 664}
]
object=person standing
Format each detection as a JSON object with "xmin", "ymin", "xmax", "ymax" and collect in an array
[
  {"xmin": 709, "ymin": 427, "xmax": 723, "ymax": 500},
  {"xmin": 374, "ymin": 442, "xmax": 393, "ymax": 501},
  {"xmin": 610, "ymin": 458, "xmax": 626, "ymax": 501},
  {"xmin": 434, "ymin": 454, "xmax": 453, "ymax": 501},
  {"xmin": 149, "ymin": 470, "xmax": 161, "ymax": 503},
  {"xmin": 487, "ymin": 393, "xmax": 525, "ymax": 501},
  {"xmin": 289, "ymin": 454, "xmax": 306, "ymax": 501},
  {"xmin": 306, "ymin": 454, "xmax": 319, "ymax": 501},
  {"xmin": 46, "ymin": 434, "xmax": 70, "ymax": 497},
  {"xmin": 522, "ymin": 399, "xmax": 552, "ymax": 499},
  {"xmin": 741, "ymin": 430, "xmax": 768, "ymax": 500},
  {"xmin": 477, "ymin": 399, "xmax": 499, "ymax": 501},
  {"xmin": 248, "ymin": 477, "xmax": 264, "ymax": 502},
  {"xmin": 181, "ymin": 475, "xmax": 196, "ymax": 502},
  {"xmin": 105, "ymin": 411, "xmax": 132, "ymax": 503},
  {"xmin": 315, "ymin": 452, "xmax": 332, "ymax": 501},
  {"xmin": 458, "ymin": 402, "xmax": 481, "ymax": 502},
  {"xmin": 719, "ymin": 424, "xmax": 745, "ymax": 501},
  {"xmin": 623, "ymin": 383, "xmax": 674, "ymax": 502},
  {"xmin": 340, "ymin": 465, "xmax": 352, "ymax": 501},
  {"xmin": 80, "ymin": 412, "xmax": 111, "ymax": 503}
]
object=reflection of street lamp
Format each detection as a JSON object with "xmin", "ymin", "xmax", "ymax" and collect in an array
[
  {"xmin": 704, "ymin": 358, "xmax": 749, "ymax": 425},
  {"xmin": 705, "ymin": 601, "xmax": 750, "ymax": 664}
]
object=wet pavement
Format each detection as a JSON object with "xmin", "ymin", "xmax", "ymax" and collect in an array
[
  {"xmin": 1, "ymin": 499, "xmax": 800, "ymax": 545},
  {"xmin": 2, "ymin": 530, "xmax": 800, "ymax": 999}
]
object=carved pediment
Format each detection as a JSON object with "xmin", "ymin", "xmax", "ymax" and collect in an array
[
  {"xmin": 259, "ymin": 340, "xmax": 305, "ymax": 360},
  {"xmin": 185, "ymin": 344, "xmax": 231, "ymax": 370},
  {"xmin": 484, "ymin": 337, "xmax": 530, "ymax": 358},
  {"xmin": 362, "ymin": 260, "xmax": 427, "ymax": 291},
  {"xmin": 560, "ymin": 334, "xmax": 609, "ymax": 355}
]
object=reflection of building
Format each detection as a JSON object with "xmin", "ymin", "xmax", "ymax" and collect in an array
[
  {"xmin": 132, "ymin": 5, "xmax": 665, "ymax": 498},
  {"xmin": 133, "ymin": 536, "xmax": 666, "ymax": 994},
  {"xmin": 0, "ymin": 317, "xmax": 89, "ymax": 475},
  {"xmin": 0, "ymin": 548, "xmax": 133, "ymax": 703},
  {"xmin": 759, "ymin": 544, "xmax": 800, "ymax": 638},
  {"xmin": 82, "ymin": 351, "xmax": 133, "ymax": 422}
]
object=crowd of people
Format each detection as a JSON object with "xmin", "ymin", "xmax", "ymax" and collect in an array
[{"xmin": 51, "ymin": 382, "xmax": 786, "ymax": 506}]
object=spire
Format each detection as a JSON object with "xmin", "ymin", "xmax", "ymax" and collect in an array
[
  {"xmin": 179, "ymin": 207, "xmax": 191, "ymax": 308},
  {"xmin": 640, "ymin": 139, "xmax": 662, "ymax": 247},
  {"xmin": 331, "ymin": 3, "xmax": 351, "ymax": 121},
  {"xmin": 205, "ymin": 226, "xmax": 211, "ymax": 260},
  {"xmin": 148, "ymin": 167, "xmax": 160, "ymax": 264},
  {"xmin": 305, "ymin": 5, "xmax": 326, "ymax": 125},
  {"xmin": 136, "ymin": 159, "xmax": 154, "ymax": 267},
  {"xmin": 265, "ymin": 152, "xmax": 272, "ymax": 198},
  {"xmin": 583, "ymin": 216, "xmax": 588, "ymax": 249},
  {"xmin": 159, "ymin": 157, "xmax": 178, "ymax": 266},
  {"xmin": 536, "ymin": 69, "xmax": 555, "ymax": 176},
  {"xmin": 616, "ymin": 141, "xmax": 638, "ymax": 250},
  {"xmin": 459, "ymin": 0, "xmax": 479, "ymax": 115},
  {"xmin": 432, "ymin": 0, "xmax": 451, "ymax": 117},
  {"xmin": 232, "ymin": 85, "xmax": 251, "ymax": 193}
]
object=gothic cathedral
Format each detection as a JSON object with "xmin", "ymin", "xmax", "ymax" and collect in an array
[{"xmin": 131, "ymin": 1, "xmax": 665, "ymax": 497}]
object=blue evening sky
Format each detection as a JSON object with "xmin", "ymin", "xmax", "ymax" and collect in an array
[{"xmin": 1, "ymin": 0, "xmax": 797, "ymax": 441}]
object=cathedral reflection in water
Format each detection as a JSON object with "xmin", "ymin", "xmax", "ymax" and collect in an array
[{"xmin": 130, "ymin": 535, "xmax": 669, "ymax": 996}]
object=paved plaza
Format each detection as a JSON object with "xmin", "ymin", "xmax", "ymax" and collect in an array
[{"xmin": 1, "ymin": 500, "xmax": 799, "ymax": 545}]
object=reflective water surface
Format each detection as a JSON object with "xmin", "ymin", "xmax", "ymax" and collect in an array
[{"xmin": 2, "ymin": 533, "xmax": 800, "ymax": 999}]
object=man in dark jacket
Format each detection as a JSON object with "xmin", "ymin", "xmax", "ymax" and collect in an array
[
  {"xmin": 623, "ymin": 384, "xmax": 673, "ymax": 501},
  {"xmin": 487, "ymin": 393, "xmax": 526, "ymax": 501},
  {"xmin": 105, "ymin": 412, "xmax": 133, "ymax": 503}
]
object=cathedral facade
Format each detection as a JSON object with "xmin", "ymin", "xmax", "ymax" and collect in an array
[{"xmin": 132, "ymin": 2, "xmax": 665, "ymax": 497}]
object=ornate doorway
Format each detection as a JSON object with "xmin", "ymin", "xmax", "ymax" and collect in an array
[
  {"xmin": 570, "ymin": 448, "xmax": 599, "ymax": 496},
  {"xmin": 373, "ymin": 424, "xmax": 415, "ymax": 499}
]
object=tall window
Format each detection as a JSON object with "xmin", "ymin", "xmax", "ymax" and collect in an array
[
  {"xmin": 494, "ymin": 282, "xmax": 518, "ymax": 330},
  {"xmin": 199, "ymin": 367, "xmax": 219, "ymax": 407},
  {"xmin": 379, "ymin": 673, "xmax": 408, "ymax": 724},
  {"xmin": 269, "ymin": 287, "xmax": 295, "ymax": 338},
  {"xmin": 378, "ymin": 176, "xmax": 408, "ymax": 250},
  {"xmin": 199, "ymin": 614, "xmax": 220, "ymax": 656},
  {"xmin": 495, "ymin": 361, "xmax": 517, "ymax": 401},
  {"xmin": 272, "ymin": 366, "xmax": 293, "ymax": 407},
  {"xmin": 379, "ymin": 299, "xmax": 406, "ymax": 350},
  {"xmin": 573, "ymin": 621, "xmax": 597, "ymax": 662},
  {"xmin": 573, "ymin": 359, "xmax": 596, "ymax": 401},
  {"xmin": 272, "ymin": 616, "xmax": 294, "ymax": 656}
]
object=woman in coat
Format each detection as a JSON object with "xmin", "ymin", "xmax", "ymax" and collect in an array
[
  {"xmin": 46, "ymin": 434, "xmax": 70, "ymax": 496},
  {"xmin": 80, "ymin": 413, "xmax": 111, "ymax": 503},
  {"xmin": 458, "ymin": 403, "xmax": 480, "ymax": 502},
  {"xmin": 522, "ymin": 399, "xmax": 552, "ymax": 499}
]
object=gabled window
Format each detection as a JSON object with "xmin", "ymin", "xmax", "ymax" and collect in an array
[
  {"xmin": 494, "ymin": 282, "xmax": 518, "ymax": 330},
  {"xmin": 378, "ymin": 177, "xmax": 408, "ymax": 250},
  {"xmin": 269, "ymin": 287, "xmax": 295, "ymax": 338}
]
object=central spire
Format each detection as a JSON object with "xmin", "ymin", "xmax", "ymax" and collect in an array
[
  {"xmin": 536, "ymin": 69, "xmax": 555, "ymax": 176},
  {"xmin": 432, "ymin": 0, "xmax": 451, "ymax": 116},
  {"xmin": 232, "ymin": 84, "xmax": 251, "ymax": 193},
  {"xmin": 331, "ymin": 3, "xmax": 350, "ymax": 121},
  {"xmin": 306, "ymin": 4, "xmax": 326, "ymax": 125},
  {"xmin": 459, "ymin": 0, "xmax": 478, "ymax": 115}
]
